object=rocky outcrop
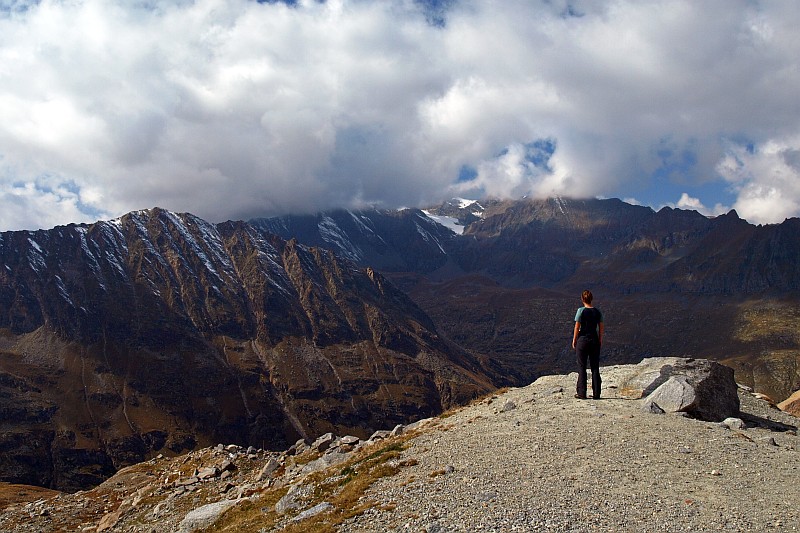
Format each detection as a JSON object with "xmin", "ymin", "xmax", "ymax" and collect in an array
[
  {"xmin": 779, "ymin": 390, "xmax": 800, "ymax": 417},
  {"xmin": 613, "ymin": 357, "xmax": 740, "ymax": 421}
]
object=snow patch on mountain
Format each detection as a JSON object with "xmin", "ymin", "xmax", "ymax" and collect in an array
[
  {"xmin": 421, "ymin": 210, "xmax": 465, "ymax": 235},
  {"xmin": 413, "ymin": 221, "xmax": 446, "ymax": 254},
  {"xmin": 318, "ymin": 215, "xmax": 364, "ymax": 262},
  {"xmin": 452, "ymin": 197, "xmax": 479, "ymax": 209}
]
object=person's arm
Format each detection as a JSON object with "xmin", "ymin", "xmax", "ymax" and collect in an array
[
  {"xmin": 598, "ymin": 322, "xmax": 604, "ymax": 346},
  {"xmin": 572, "ymin": 321, "xmax": 580, "ymax": 349}
]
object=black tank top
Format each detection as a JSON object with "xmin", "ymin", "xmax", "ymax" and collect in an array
[{"xmin": 578, "ymin": 307, "xmax": 602, "ymax": 339}]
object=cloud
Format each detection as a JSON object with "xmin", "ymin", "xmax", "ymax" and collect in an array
[
  {"xmin": 0, "ymin": 174, "xmax": 105, "ymax": 231},
  {"xmin": 673, "ymin": 192, "xmax": 729, "ymax": 218},
  {"xmin": 0, "ymin": 0, "xmax": 798, "ymax": 230},
  {"xmin": 717, "ymin": 136, "xmax": 800, "ymax": 224}
]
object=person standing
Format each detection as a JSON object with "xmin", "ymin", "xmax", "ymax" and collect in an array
[{"xmin": 572, "ymin": 290, "xmax": 604, "ymax": 399}]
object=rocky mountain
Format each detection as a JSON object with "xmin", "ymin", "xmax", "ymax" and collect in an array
[
  {"xmin": 0, "ymin": 358, "xmax": 797, "ymax": 532},
  {"xmin": 0, "ymin": 208, "xmax": 494, "ymax": 491},
  {"xmin": 262, "ymin": 197, "xmax": 800, "ymax": 293},
  {"xmin": 254, "ymin": 197, "xmax": 800, "ymax": 403},
  {"xmin": 250, "ymin": 208, "xmax": 458, "ymax": 274}
]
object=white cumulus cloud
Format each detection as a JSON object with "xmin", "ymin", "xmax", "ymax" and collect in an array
[{"xmin": 0, "ymin": 0, "xmax": 798, "ymax": 230}]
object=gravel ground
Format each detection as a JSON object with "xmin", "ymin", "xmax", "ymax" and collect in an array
[
  {"xmin": 338, "ymin": 371, "xmax": 800, "ymax": 532},
  {"xmin": 1, "ymin": 365, "xmax": 797, "ymax": 533}
]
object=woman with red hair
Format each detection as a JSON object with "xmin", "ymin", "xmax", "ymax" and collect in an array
[{"xmin": 571, "ymin": 290, "xmax": 604, "ymax": 399}]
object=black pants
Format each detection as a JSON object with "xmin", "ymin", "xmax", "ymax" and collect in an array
[{"xmin": 575, "ymin": 336, "xmax": 601, "ymax": 399}]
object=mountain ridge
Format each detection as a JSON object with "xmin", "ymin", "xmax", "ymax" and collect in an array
[
  {"xmin": 0, "ymin": 208, "xmax": 494, "ymax": 491},
  {"xmin": 252, "ymin": 197, "xmax": 800, "ymax": 402}
]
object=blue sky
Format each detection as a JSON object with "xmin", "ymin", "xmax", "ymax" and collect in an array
[{"xmin": 1, "ymin": 0, "xmax": 799, "ymax": 230}]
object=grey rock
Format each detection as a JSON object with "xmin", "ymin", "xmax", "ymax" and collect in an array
[
  {"xmin": 258, "ymin": 458, "xmax": 281, "ymax": 481},
  {"xmin": 275, "ymin": 484, "xmax": 311, "ymax": 515},
  {"xmin": 286, "ymin": 438, "xmax": 307, "ymax": 456},
  {"xmin": 390, "ymin": 424, "xmax": 405, "ymax": 436},
  {"xmin": 290, "ymin": 501, "xmax": 333, "ymax": 523},
  {"xmin": 219, "ymin": 459, "xmax": 235, "ymax": 472},
  {"xmin": 642, "ymin": 400, "xmax": 665, "ymax": 414},
  {"xmin": 644, "ymin": 376, "xmax": 695, "ymax": 412},
  {"xmin": 177, "ymin": 500, "xmax": 239, "ymax": 533},
  {"xmin": 312, "ymin": 432, "xmax": 336, "ymax": 453},
  {"xmin": 721, "ymin": 417, "xmax": 746, "ymax": 430},
  {"xmin": 405, "ymin": 418, "xmax": 434, "ymax": 432},
  {"xmin": 369, "ymin": 430, "xmax": 391, "ymax": 441},
  {"xmin": 758, "ymin": 436, "xmax": 778, "ymax": 446},
  {"xmin": 630, "ymin": 358, "xmax": 739, "ymax": 421},
  {"xmin": 501, "ymin": 400, "xmax": 517, "ymax": 412},
  {"xmin": 341, "ymin": 435, "xmax": 360, "ymax": 445},
  {"xmin": 197, "ymin": 466, "xmax": 219, "ymax": 480},
  {"xmin": 300, "ymin": 450, "xmax": 350, "ymax": 475}
]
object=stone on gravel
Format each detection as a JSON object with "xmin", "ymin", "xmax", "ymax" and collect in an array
[
  {"xmin": 312, "ymin": 433, "xmax": 335, "ymax": 453},
  {"xmin": 369, "ymin": 430, "xmax": 391, "ymax": 441},
  {"xmin": 300, "ymin": 450, "xmax": 350, "ymax": 475},
  {"xmin": 643, "ymin": 376, "xmax": 695, "ymax": 413},
  {"xmin": 197, "ymin": 466, "xmax": 219, "ymax": 480},
  {"xmin": 275, "ymin": 484, "xmax": 311, "ymax": 515},
  {"xmin": 778, "ymin": 389, "xmax": 800, "ymax": 417},
  {"xmin": 286, "ymin": 438, "xmax": 307, "ymax": 456},
  {"xmin": 258, "ymin": 458, "xmax": 281, "ymax": 481},
  {"xmin": 290, "ymin": 502, "xmax": 333, "ymax": 523},
  {"xmin": 721, "ymin": 417, "xmax": 746, "ymax": 430},
  {"xmin": 96, "ymin": 510, "xmax": 122, "ymax": 532},
  {"xmin": 177, "ymin": 500, "xmax": 239, "ymax": 533},
  {"xmin": 628, "ymin": 358, "xmax": 739, "ymax": 421}
]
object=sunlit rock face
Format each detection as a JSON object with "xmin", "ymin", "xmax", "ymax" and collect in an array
[{"xmin": 0, "ymin": 208, "xmax": 493, "ymax": 491}]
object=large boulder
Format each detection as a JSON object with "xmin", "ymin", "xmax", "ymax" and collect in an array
[
  {"xmin": 617, "ymin": 357, "xmax": 740, "ymax": 421},
  {"xmin": 778, "ymin": 390, "xmax": 800, "ymax": 417}
]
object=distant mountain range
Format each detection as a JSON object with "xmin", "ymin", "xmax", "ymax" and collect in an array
[
  {"xmin": 257, "ymin": 196, "xmax": 800, "ymax": 294},
  {"xmin": 254, "ymin": 196, "xmax": 800, "ymax": 402},
  {"xmin": 1, "ymin": 197, "xmax": 799, "ymax": 491}
]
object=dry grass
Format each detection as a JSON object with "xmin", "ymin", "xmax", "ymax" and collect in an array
[
  {"xmin": 0, "ymin": 483, "xmax": 60, "ymax": 510},
  {"xmin": 735, "ymin": 301, "xmax": 800, "ymax": 344},
  {"xmin": 206, "ymin": 436, "xmax": 416, "ymax": 533}
]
